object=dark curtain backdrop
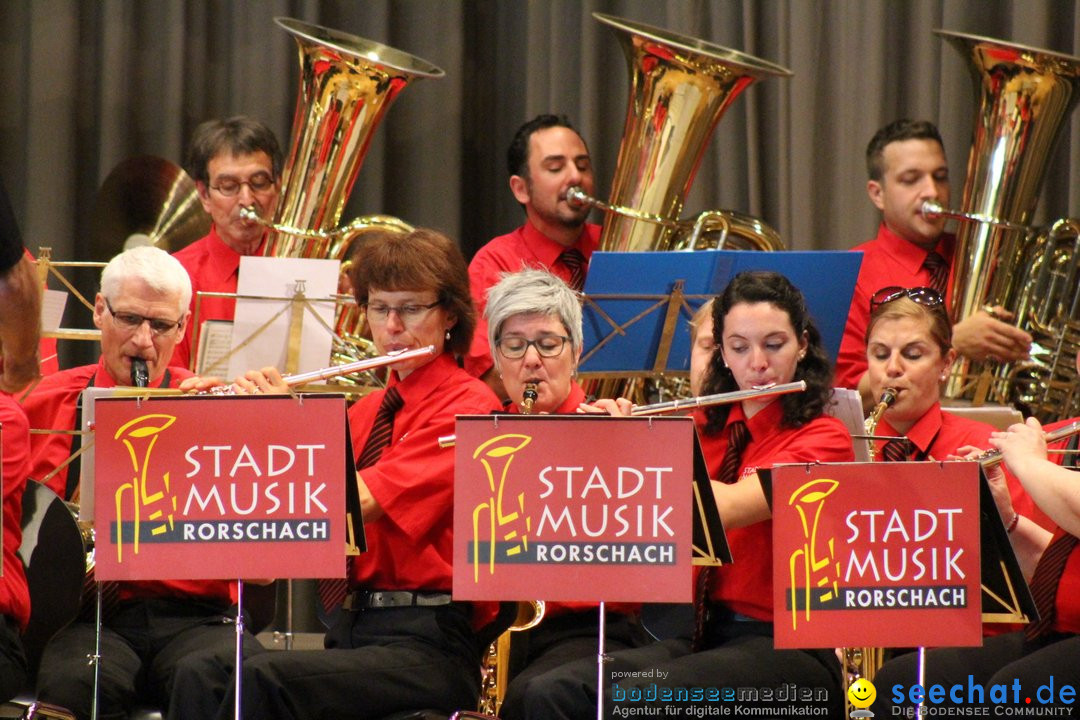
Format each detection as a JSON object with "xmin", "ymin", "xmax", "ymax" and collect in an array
[{"xmin": 2, "ymin": 1, "xmax": 1078, "ymax": 334}]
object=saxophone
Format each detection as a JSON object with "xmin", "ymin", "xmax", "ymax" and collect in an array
[{"xmin": 863, "ymin": 388, "xmax": 897, "ymax": 461}]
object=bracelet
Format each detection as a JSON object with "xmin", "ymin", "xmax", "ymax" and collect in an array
[{"xmin": 1005, "ymin": 512, "xmax": 1020, "ymax": 534}]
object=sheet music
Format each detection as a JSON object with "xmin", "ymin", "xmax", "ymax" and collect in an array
[
  {"xmin": 196, "ymin": 320, "xmax": 235, "ymax": 377},
  {"xmin": 41, "ymin": 289, "xmax": 68, "ymax": 332},
  {"xmin": 228, "ymin": 257, "xmax": 339, "ymax": 379},
  {"xmin": 830, "ymin": 387, "xmax": 871, "ymax": 462}
]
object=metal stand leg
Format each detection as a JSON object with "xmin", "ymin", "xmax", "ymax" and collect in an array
[
  {"xmin": 90, "ymin": 582, "xmax": 103, "ymax": 720},
  {"xmin": 234, "ymin": 579, "xmax": 244, "ymax": 720},
  {"xmin": 916, "ymin": 646, "xmax": 926, "ymax": 713},
  {"xmin": 596, "ymin": 601, "xmax": 609, "ymax": 720}
]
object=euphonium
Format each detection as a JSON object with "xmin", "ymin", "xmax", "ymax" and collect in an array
[
  {"xmin": 936, "ymin": 30, "xmax": 1080, "ymax": 421},
  {"xmin": 247, "ymin": 18, "xmax": 441, "ymax": 378},
  {"xmin": 572, "ymin": 13, "xmax": 790, "ymax": 254}
]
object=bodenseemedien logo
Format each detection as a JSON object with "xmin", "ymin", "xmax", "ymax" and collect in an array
[{"xmin": 848, "ymin": 677, "xmax": 876, "ymax": 718}]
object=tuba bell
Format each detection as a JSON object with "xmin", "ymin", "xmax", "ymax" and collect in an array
[
  {"xmin": 937, "ymin": 30, "xmax": 1080, "ymax": 421},
  {"xmin": 570, "ymin": 13, "xmax": 790, "ymax": 254},
  {"xmin": 574, "ymin": 14, "xmax": 790, "ymax": 402},
  {"xmin": 245, "ymin": 18, "xmax": 442, "ymax": 379}
]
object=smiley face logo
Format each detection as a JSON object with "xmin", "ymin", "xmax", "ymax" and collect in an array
[{"xmin": 848, "ymin": 677, "xmax": 877, "ymax": 709}]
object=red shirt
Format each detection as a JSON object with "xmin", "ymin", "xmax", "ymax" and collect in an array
[
  {"xmin": 704, "ymin": 400, "xmax": 855, "ymax": 621},
  {"xmin": 171, "ymin": 226, "xmax": 266, "ymax": 371},
  {"xmin": 1, "ymin": 394, "xmax": 31, "ymax": 628},
  {"xmin": 17, "ymin": 358, "xmax": 230, "ymax": 605},
  {"xmin": 465, "ymin": 221, "xmax": 601, "ymax": 379},
  {"xmin": 348, "ymin": 352, "xmax": 502, "ymax": 591},
  {"xmin": 835, "ymin": 224, "xmax": 956, "ymax": 389},
  {"xmin": 874, "ymin": 404, "xmax": 1041, "ymax": 529}
]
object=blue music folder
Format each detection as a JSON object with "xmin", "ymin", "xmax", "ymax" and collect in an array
[{"xmin": 580, "ymin": 250, "xmax": 862, "ymax": 374}]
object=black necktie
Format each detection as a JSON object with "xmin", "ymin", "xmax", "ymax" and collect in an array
[
  {"xmin": 558, "ymin": 248, "xmax": 586, "ymax": 292},
  {"xmin": 693, "ymin": 420, "xmax": 752, "ymax": 650},
  {"xmin": 319, "ymin": 387, "xmax": 405, "ymax": 614},
  {"xmin": 1024, "ymin": 529, "xmax": 1079, "ymax": 641},
  {"xmin": 922, "ymin": 250, "xmax": 949, "ymax": 296}
]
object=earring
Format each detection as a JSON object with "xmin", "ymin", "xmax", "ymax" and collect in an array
[{"xmin": 445, "ymin": 329, "xmax": 451, "ymax": 341}]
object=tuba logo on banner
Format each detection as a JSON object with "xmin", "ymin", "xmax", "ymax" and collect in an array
[
  {"xmin": 470, "ymin": 434, "xmax": 534, "ymax": 582},
  {"xmin": 786, "ymin": 477, "xmax": 842, "ymax": 631},
  {"xmin": 111, "ymin": 413, "xmax": 178, "ymax": 563}
]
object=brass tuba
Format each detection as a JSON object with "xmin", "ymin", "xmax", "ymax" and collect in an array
[
  {"xmin": 247, "ymin": 18, "xmax": 442, "ymax": 377},
  {"xmin": 938, "ymin": 30, "xmax": 1080, "ymax": 421},
  {"xmin": 570, "ymin": 13, "xmax": 790, "ymax": 254},
  {"xmin": 575, "ymin": 14, "xmax": 790, "ymax": 402}
]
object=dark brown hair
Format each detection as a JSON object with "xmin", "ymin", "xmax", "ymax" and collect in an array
[{"xmin": 351, "ymin": 228, "xmax": 475, "ymax": 356}]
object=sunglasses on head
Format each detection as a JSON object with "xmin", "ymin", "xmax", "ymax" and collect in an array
[{"xmin": 869, "ymin": 286, "xmax": 944, "ymax": 312}]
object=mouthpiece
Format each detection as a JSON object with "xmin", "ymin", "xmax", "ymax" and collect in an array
[
  {"xmin": 565, "ymin": 186, "xmax": 589, "ymax": 208},
  {"xmin": 239, "ymin": 205, "xmax": 259, "ymax": 221},
  {"xmin": 521, "ymin": 382, "xmax": 539, "ymax": 415},
  {"xmin": 920, "ymin": 200, "xmax": 944, "ymax": 219},
  {"xmin": 131, "ymin": 358, "xmax": 150, "ymax": 388}
]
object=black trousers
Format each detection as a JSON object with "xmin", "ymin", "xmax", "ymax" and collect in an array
[
  {"xmin": 522, "ymin": 616, "xmax": 843, "ymax": 720},
  {"xmin": 500, "ymin": 610, "xmax": 649, "ymax": 720},
  {"xmin": 35, "ymin": 598, "xmax": 266, "ymax": 720},
  {"xmin": 220, "ymin": 602, "xmax": 480, "ymax": 720},
  {"xmin": 873, "ymin": 631, "xmax": 1080, "ymax": 713},
  {"xmin": 0, "ymin": 614, "xmax": 28, "ymax": 702}
]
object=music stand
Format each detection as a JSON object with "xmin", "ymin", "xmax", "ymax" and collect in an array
[{"xmin": 579, "ymin": 249, "xmax": 862, "ymax": 377}]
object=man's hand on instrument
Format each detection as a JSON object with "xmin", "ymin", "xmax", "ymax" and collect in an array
[
  {"xmin": 577, "ymin": 397, "xmax": 634, "ymax": 416},
  {"xmin": 178, "ymin": 375, "xmax": 228, "ymax": 393},
  {"xmin": 951, "ymin": 306, "xmax": 1031, "ymax": 363}
]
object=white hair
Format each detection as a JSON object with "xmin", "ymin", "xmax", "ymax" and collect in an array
[
  {"xmin": 100, "ymin": 246, "xmax": 192, "ymax": 314},
  {"xmin": 485, "ymin": 268, "xmax": 582, "ymax": 356}
]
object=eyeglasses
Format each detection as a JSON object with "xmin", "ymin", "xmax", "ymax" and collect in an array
[
  {"xmin": 869, "ymin": 286, "xmax": 944, "ymax": 312},
  {"xmin": 364, "ymin": 301, "xmax": 441, "ymax": 325},
  {"xmin": 105, "ymin": 298, "xmax": 183, "ymax": 336},
  {"xmin": 495, "ymin": 335, "xmax": 570, "ymax": 359},
  {"xmin": 208, "ymin": 172, "xmax": 276, "ymax": 197}
]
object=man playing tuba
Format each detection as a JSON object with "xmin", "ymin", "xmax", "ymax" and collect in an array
[
  {"xmin": 170, "ymin": 116, "xmax": 283, "ymax": 371},
  {"xmin": 465, "ymin": 114, "xmax": 601, "ymax": 402},
  {"xmin": 834, "ymin": 119, "xmax": 1032, "ymax": 410}
]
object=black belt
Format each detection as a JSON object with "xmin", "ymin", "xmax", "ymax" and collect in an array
[{"xmin": 342, "ymin": 590, "xmax": 453, "ymax": 610}]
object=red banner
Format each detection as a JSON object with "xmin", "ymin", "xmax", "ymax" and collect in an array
[
  {"xmin": 772, "ymin": 462, "xmax": 982, "ymax": 648},
  {"xmin": 93, "ymin": 395, "xmax": 346, "ymax": 581},
  {"xmin": 452, "ymin": 415, "xmax": 695, "ymax": 603}
]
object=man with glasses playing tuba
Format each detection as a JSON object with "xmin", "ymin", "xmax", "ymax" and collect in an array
[
  {"xmin": 20, "ymin": 246, "xmax": 266, "ymax": 720},
  {"xmin": 466, "ymin": 114, "xmax": 601, "ymax": 401},
  {"xmin": 835, "ymin": 119, "xmax": 1031, "ymax": 409},
  {"xmin": 169, "ymin": 116, "xmax": 283, "ymax": 371}
]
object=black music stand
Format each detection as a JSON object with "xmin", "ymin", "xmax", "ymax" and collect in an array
[{"xmin": 579, "ymin": 249, "xmax": 862, "ymax": 377}]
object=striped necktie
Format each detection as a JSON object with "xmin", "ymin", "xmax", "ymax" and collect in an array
[
  {"xmin": 881, "ymin": 438, "xmax": 911, "ymax": 463},
  {"xmin": 1024, "ymin": 528, "xmax": 1079, "ymax": 641},
  {"xmin": 558, "ymin": 248, "xmax": 586, "ymax": 292},
  {"xmin": 319, "ymin": 386, "xmax": 405, "ymax": 615},
  {"xmin": 693, "ymin": 420, "xmax": 751, "ymax": 649},
  {"xmin": 922, "ymin": 250, "xmax": 949, "ymax": 296}
]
